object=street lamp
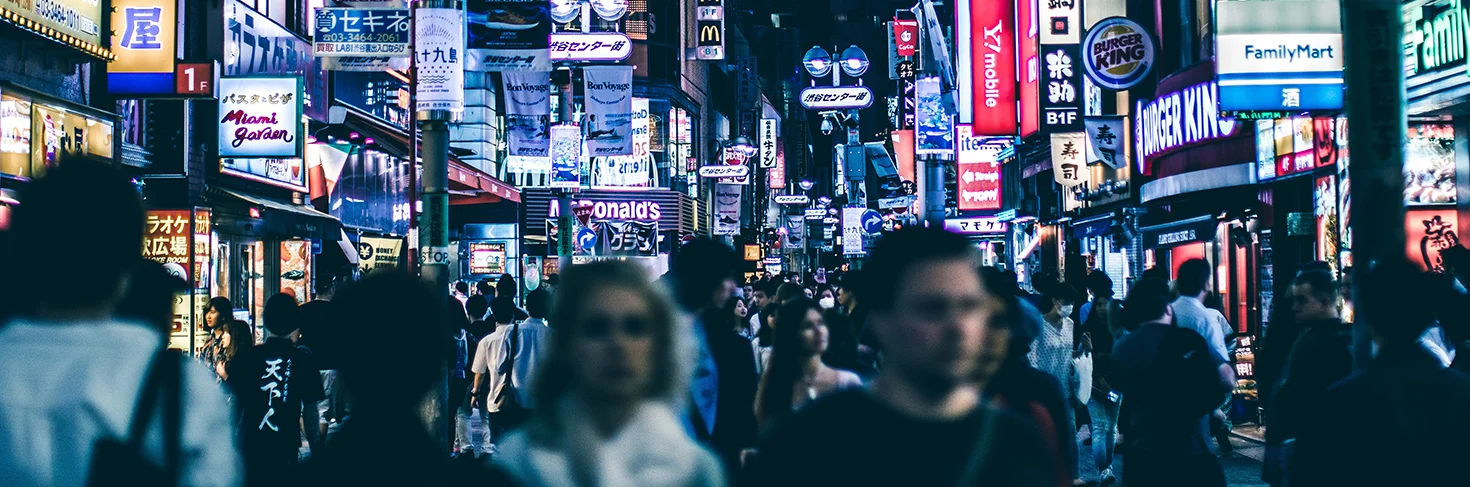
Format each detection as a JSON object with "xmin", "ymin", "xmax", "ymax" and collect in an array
[
  {"xmin": 730, "ymin": 136, "xmax": 757, "ymax": 157},
  {"xmin": 803, "ymin": 46, "xmax": 833, "ymax": 78},
  {"xmin": 799, "ymin": 179, "xmax": 815, "ymax": 191},
  {"xmin": 840, "ymin": 45, "xmax": 869, "ymax": 77}
]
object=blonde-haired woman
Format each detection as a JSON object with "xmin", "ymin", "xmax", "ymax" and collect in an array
[{"xmin": 494, "ymin": 261, "xmax": 726, "ymax": 487}]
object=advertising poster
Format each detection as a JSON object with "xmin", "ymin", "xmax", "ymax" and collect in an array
[
  {"xmin": 713, "ymin": 183, "xmax": 741, "ymax": 235},
  {"xmin": 842, "ymin": 207, "xmax": 866, "ymax": 255},
  {"xmin": 1291, "ymin": 116, "xmax": 1315, "ymax": 174},
  {"xmin": 596, "ymin": 221, "xmax": 658, "ymax": 256},
  {"xmin": 218, "ymin": 77, "xmax": 303, "ymax": 158},
  {"xmin": 1315, "ymin": 175, "xmax": 1339, "ymax": 273},
  {"xmin": 1405, "ymin": 123, "xmax": 1455, "ymax": 206},
  {"xmin": 956, "ymin": 124, "xmax": 1004, "ymax": 211},
  {"xmin": 915, "ymin": 76, "xmax": 954, "ymax": 155},
  {"xmin": 968, "ymin": 0, "xmax": 1017, "ymax": 135},
  {"xmin": 469, "ymin": 242, "xmax": 507, "ymax": 274},
  {"xmin": 1313, "ymin": 116, "xmax": 1342, "ymax": 168},
  {"xmin": 467, "ymin": 0, "xmax": 552, "ymax": 71},
  {"xmin": 1256, "ymin": 120, "xmax": 1277, "ymax": 181},
  {"xmin": 593, "ymin": 97, "xmax": 652, "ymax": 187},
  {"xmin": 313, "ymin": 8, "xmax": 412, "ymax": 57},
  {"xmin": 1405, "ymin": 208, "xmax": 1461, "ymax": 273},
  {"xmin": 1083, "ymin": 116, "xmax": 1126, "ymax": 169},
  {"xmin": 1216, "ymin": 0, "xmax": 1343, "ymax": 112},
  {"xmin": 584, "ymin": 66, "xmax": 635, "ymax": 157},
  {"xmin": 549, "ymin": 124, "xmax": 583, "ymax": 188},
  {"xmin": 1051, "ymin": 132, "xmax": 1087, "ymax": 187},
  {"xmin": 357, "ymin": 236, "xmax": 404, "ymax": 274},
  {"xmin": 414, "ymin": 8, "xmax": 466, "ymax": 112},
  {"xmin": 280, "ymin": 240, "xmax": 312, "ymax": 304},
  {"xmin": 1274, "ymin": 118, "xmax": 1296, "ymax": 177},
  {"xmin": 0, "ymin": 95, "xmax": 32, "ymax": 177},
  {"xmin": 504, "ymin": 71, "xmax": 552, "ymax": 157}
]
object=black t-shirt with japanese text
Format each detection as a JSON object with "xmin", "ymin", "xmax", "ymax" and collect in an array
[{"xmin": 227, "ymin": 337, "xmax": 324, "ymax": 464}]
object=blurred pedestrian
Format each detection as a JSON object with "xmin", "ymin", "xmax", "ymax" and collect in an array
[
  {"xmin": 1271, "ymin": 269, "xmax": 1351, "ymax": 482},
  {"xmin": 669, "ymin": 238, "xmax": 758, "ymax": 477},
  {"xmin": 0, "ymin": 162, "xmax": 240, "ymax": 486},
  {"xmin": 815, "ymin": 285, "xmax": 837, "ymax": 310},
  {"xmin": 297, "ymin": 271, "xmax": 516, "ymax": 485},
  {"xmin": 979, "ymin": 268, "xmax": 1073, "ymax": 487},
  {"xmin": 1029, "ymin": 283, "xmax": 1084, "ymax": 485},
  {"xmin": 471, "ymin": 297, "xmax": 518, "ymax": 451},
  {"xmin": 1290, "ymin": 263, "xmax": 1470, "ymax": 487},
  {"xmin": 202, "ymin": 297, "xmax": 241, "ymax": 379},
  {"xmin": 494, "ymin": 262, "xmax": 725, "ymax": 486},
  {"xmin": 754, "ymin": 297, "xmax": 862, "ymax": 431},
  {"xmin": 227, "ymin": 293, "xmax": 323, "ymax": 486},
  {"xmin": 448, "ymin": 297, "xmax": 475, "ymax": 460},
  {"xmin": 1111, "ymin": 279, "xmax": 1233, "ymax": 487},
  {"xmin": 454, "ymin": 281, "xmax": 470, "ymax": 305},
  {"xmin": 748, "ymin": 227, "xmax": 1056, "ymax": 486}
]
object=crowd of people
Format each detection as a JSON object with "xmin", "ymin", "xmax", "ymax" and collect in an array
[{"xmin": 2, "ymin": 162, "xmax": 1470, "ymax": 486}]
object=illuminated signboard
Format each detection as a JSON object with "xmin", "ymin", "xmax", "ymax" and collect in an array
[
  {"xmin": 469, "ymin": 242, "xmax": 507, "ymax": 275},
  {"xmin": 108, "ymin": 0, "xmax": 178, "ymax": 95},
  {"xmin": 218, "ymin": 76, "xmax": 304, "ymax": 158}
]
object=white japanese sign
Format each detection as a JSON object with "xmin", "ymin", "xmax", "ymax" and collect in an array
[
  {"xmin": 799, "ymin": 86, "xmax": 875, "ymax": 110},
  {"xmin": 218, "ymin": 77, "xmax": 303, "ymax": 158},
  {"xmin": 414, "ymin": 8, "xmax": 465, "ymax": 112},
  {"xmin": 842, "ymin": 207, "xmax": 866, "ymax": 255},
  {"xmin": 759, "ymin": 118, "xmax": 778, "ymax": 169},
  {"xmin": 1051, "ymin": 132, "xmax": 1088, "ymax": 187},
  {"xmin": 313, "ymin": 8, "xmax": 412, "ymax": 57},
  {"xmin": 699, "ymin": 165, "xmax": 750, "ymax": 179},
  {"xmin": 549, "ymin": 33, "xmax": 632, "ymax": 61}
]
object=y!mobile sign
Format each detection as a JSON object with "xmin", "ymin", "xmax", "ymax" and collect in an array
[
  {"xmin": 1216, "ymin": 0, "xmax": 1344, "ymax": 112},
  {"xmin": 969, "ymin": 0, "xmax": 1017, "ymax": 136},
  {"xmin": 956, "ymin": 124, "xmax": 1006, "ymax": 211},
  {"xmin": 218, "ymin": 77, "xmax": 303, "ymax": 158}
]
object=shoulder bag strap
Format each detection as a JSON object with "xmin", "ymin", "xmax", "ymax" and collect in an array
[{"xmin": 499, "ymin": 322, "xmax": 522, "ymax": 376}]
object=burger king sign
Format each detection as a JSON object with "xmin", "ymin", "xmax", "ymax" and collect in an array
[{"xmin": 1081, "ymin": 17, "xmax": 1156, "ymax": 91}]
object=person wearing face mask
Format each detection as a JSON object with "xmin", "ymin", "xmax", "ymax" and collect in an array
[
  {"xmin": 1029, "ymin": 284, "xmax": 1084, "ymax": 486},
  {"xmin": 816, "ymin": 286, "xmax": 837, "ymax": 310}
]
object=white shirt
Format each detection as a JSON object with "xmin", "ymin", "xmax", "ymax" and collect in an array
[
  {"xmin": 501, "ymin": 318, "xmax": 551, "ymax": 409},
  {"xmin": 1171, "ymin": 296, "xmax": 1233, "ymax": 364},
  {"xmin": 1029, "ymin": 316, "xmax": 1076, "ymax": 400},
  {"xmin": 472, "ymin": 326, "xmax": 512, "ymax": 412},
  {"xmin": 0, "ymin": 319, "xmax": 242, "ymax": 487}
]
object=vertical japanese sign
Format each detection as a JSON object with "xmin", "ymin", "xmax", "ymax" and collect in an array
[
  {"xmin": 1050, "ymin": 132, "xmax": 1087, "ymax": 187},
  {"xmin": 218, "ymin": 77, "xmax": 304, "ymax": 158},
  {"xmin": 1084, "ymin": 116, "xmax": 1126, "ymax": 169},
  {"xmin": 714, "ymin": 183, "xmax": 742, "ymax": 235},
  {"xmin": 549, "ymin": 123, "xmax": 582, "ymax": 188},
  {"xmin": 915, "ymin": 76, "xmax": 954, "ymax": 155},
  {"xmin": 695, "ymin": 0, "xmax": 725, "ymax": 60},
  {"xmin": 415, "ymin": 8, "xmax": 465, "ymax": 112},
  {"xmin": 109, "ymin": 0, "xmax": 178, "ymax": 96},
  {"xmin": 1040, "ymin": 44, "xmax": 1083, "ymax": 133},
  {"xmin": 842, "ymin": 207, "xmax": 866, "ymax": 255},
  {"xmin": 969, "ymin": 0, "xmax": 1017, "ymax": 135},
  {"xmin": 1018, "ymin": 0, "xmax": 1041, "ymax": 137},
  {"xmin": 583, "ymin": 66, "xmax": 635, "ymax": 157},
  {"xmin": 467, "ymin": 0, "xmax": 552, "ymax": 71},
  {"xmin": 769, "ymin": 144, "xmax": 786, "ymax": 189},
  {"xmin": 759, "ymin": 118, "xmax": 777, "ymax": 169},
  {"xmin": 893, "ymin": 130, "xmax": 916, "ymax": 182},
  {"xmin": 956, "ymin": 125, "xmax": 1005, "ymax": 211},
  {"xmin": 313, "ymin": 8, "xmax": 412, "ymax": 57},
  {"xmin": 504, "ymin": 71, "xmax": 552, "ymax": 157},
  {"xmin": 1040, "ymin": 0, "xmax": 1081, "ymax": 44},
  {"xmin": 144, "ymin": 209, "xmax": 193, "ymax": 353}
]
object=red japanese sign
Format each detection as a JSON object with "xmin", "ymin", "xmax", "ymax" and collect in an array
[
  {"xmin": 956, "ymin": 124, "xmax": 1005, "ymax": 211},
  {"xmin": 144, "ymin": 210, "xmax": 192, "ymax": 280},
  {"xmin": 1406, "ymin": 208, "xmax": 1462, "ymax": 273},
  {"xmin": 970, "ymin": 0, "xmax": 1017, "ymax": 136},
  {"xmin": 893, "ymin": 130, "xmax": 916, "ymax": 183},
  {"xmin": 893, "ymin": 19, "xmax": 919, "ymax": 57}
]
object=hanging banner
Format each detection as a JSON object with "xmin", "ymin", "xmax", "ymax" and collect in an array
[
  {"xmin": 915, "ymin": 76, "xmax": 954, "ymax": 155},
  {"xmin": 596, "ymin": 221, "xmax": 657, "ymax": 256},
  {"xmin": 549, "ymin": 124, "xmax": 582, "ymax": 188},
  {"xmin": 467, "ymin": 0, "xmax": 552, "ymax": 71},
  {"xmin": 593, "ymin": 97, "xmax": 652, "ymax": 187},
  {"xmin": 313, "ymin": 8, "xmax": 412, "ymax": 57},
  {"xmin": 218, "ymin": 77, "xmax": 304, "ymax": 158},
  {"xmin": 415, "ymin": 8, "xmax": 465, "ymax": 112},
  {"xmin": 584, "ymin": 65, "xmax": 635, "ymax": 157},
  {"xmin": 504, "ymin": 71, "xmax": 552, "ymax": 157},
  {"xmin": 1084, "ymin": 116, "xmax": 1127, "ymax": 169},
  {"xmin": 842, "ymin": 207, "xmax": 866, "ymax": 255},
  {"xmin": 894, "ymin": 19, "xmax": 919, "ymax": 57},
  {"xmin": 956, "ymin": 124, "xmax": 1005, "ymax": 211},
  {"xmin": 893, "ymin": 130, "xmax": 916, "ymax": 182},
  {"xmin": 759, "ymin": 118, "xmax": 778, "ymax": 168},
  {"xmin": 713, "ymin": 183, "xmax": 742, "ymax": 235},
  {"xmin": 969, "ymin": 0, "xmax": 1018, "ymax": 135},
  {"xmin": 1051, "ymin": 132, "xmax": 1088, "ymax": 187}
]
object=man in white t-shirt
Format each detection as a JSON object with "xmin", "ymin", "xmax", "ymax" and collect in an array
[
  {"xmin": 469, "ymin": 300, "xmax": 514, "ymax": 454},
  {"xmin": 0, "ymin": 163, "xmax": 241, "ymax": 486}
]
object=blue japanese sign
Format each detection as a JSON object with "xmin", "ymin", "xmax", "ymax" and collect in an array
[{"xmin": 314, "ymin": 8, "xmax": 412, "ymax": 57}]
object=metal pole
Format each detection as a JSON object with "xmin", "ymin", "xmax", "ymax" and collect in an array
[
  {"xmin": 1342, "ymin": 0, "xmax": 1406, "ymax": 371},
  {"xmin": 923, "ymin": 154, "xmax": 945, "ymax": 226},
  {"xmin": 556, "ymin": 67, "xmax": 576, "ymax": 272}
]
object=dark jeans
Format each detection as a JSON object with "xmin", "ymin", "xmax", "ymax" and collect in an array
[{"xmin": 1124, "ymin": 451, "xmax": 1226, "ymax": 487}]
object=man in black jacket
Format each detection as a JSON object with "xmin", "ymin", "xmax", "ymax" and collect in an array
[
  {"xmin": 1291, "ymin": 262, "xmax": 1470, "ymax": 486},
  {"xmin": 1271, "ymin": 269, "xmax": 1352, "ymax": 482}
]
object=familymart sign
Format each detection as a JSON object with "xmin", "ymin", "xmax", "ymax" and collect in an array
[{"xmin": 1406, "ymin": 0, "xmax": 1470, "ymax": 76}]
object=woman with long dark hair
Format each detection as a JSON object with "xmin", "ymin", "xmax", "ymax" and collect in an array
[
  {"xmin": 754, "ymin": 298, "xmax": 862, "ymax": 431},
  {"xmin": 200, "ymin": 296, "xmax": 239, "ymax": 380}
]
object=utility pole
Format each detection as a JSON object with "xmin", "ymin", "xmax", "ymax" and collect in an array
[
  {"xmin": 412, "ymin": 0, "xmax": 462, "ymax": 453},
  {"xmin": 1342, "ymin": 0, "xmax": 1406, "ymax": 370},
  {"xmin": 554, "ymin": 68, "xmax": 576, "ymax": 273}
]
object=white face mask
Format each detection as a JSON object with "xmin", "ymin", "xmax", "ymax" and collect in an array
[{"xmin": 819, "ymin": 297, "xmax": 836, "ymax": 309}]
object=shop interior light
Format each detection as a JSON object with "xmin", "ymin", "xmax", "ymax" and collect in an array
[
  {"xmin": 802, "ymin": 46, "xmax": 832, "ymax": 78},
  {"xmin": 840, "ymin": 45, "xmax": 869, "ymax": 77},
  {"xmin": 349, "ymin": 132, "xmax": 361, "ymax": 140},
  {"xmin": 364, "ymin": 137, "xmax": 375, "ymax": 145}
]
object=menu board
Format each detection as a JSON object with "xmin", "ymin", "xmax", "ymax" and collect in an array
[{"xmin": 469, "ymin": 242, "xmax": 507, "ymax": 275}]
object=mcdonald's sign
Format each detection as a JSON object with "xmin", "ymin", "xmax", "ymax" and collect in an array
[{"xmin": 695, "ymin": 9, "xmax": 724, "ymax": 60}]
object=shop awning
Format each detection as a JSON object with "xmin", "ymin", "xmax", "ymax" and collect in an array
[
  {"xmin": 1140, "ymin": 163, "xmax": 1256, "ymax": 203},
  {"xmin": 337, "ymin": 229, "xmax": 360, "ymax": 266},
  {"xmin": 215, "ymin": 188, "xmax": 342, "ymax": 242},
  {"xmin": 1139, "ymin": 215, "xmax": 1218, "ymax": 249},
  {"xmin": 449, "ymin": 163, "xmax": 521, "ymax": 203}
]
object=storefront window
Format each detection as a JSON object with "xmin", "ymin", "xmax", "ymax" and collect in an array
[
  {"xmin": 280, "ymin": 239, "xmax": 313, "ymax": 304},
  {"xmin": 0, "ymin": 94, "xmax": 32, "ymax": 177}
]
